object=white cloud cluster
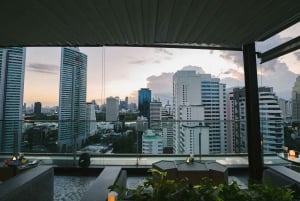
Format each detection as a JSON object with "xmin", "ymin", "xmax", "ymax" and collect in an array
[{"xmin": 295, "ymin": 51, "xmax": 300, "ymax": 61}]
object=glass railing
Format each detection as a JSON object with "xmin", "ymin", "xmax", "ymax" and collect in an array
[{"xmin": 0, "ymin": 119, "xmax": 297, "ymax": 166}]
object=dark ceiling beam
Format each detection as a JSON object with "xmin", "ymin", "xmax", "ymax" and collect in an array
[
  {"xmin": 258, "ymin": 36, "xmax": 300, "ymax": 63},
  {"xmin": 0, "ymin": 43, "xmax": 243, "ymax": 51},
  {"xmin": 93, "ymin": 44, "xmax": 239, "ymax": 51},
  {"xmin": 115, "ymin": 43, "xmax": 242, "ymax": 51}
]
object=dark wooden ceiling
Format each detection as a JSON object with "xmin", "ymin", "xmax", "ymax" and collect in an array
[{"xmin": 0, "ymin": 0, "xmax": 299, "ymax": 50}]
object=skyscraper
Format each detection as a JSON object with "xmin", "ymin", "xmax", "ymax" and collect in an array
[
  {"xmin": 0, "ymin": 47, "xmax": 26, "ymax": 152},
  {"xmin": 106, "ymin": 96, "xmax": 119, "ymax": 121},
  {"xmin": 119, "ymin": 96, "xmax": 128, "ymax": 111},
  {"xmin": 138, "ymin": 88, "xmax": 151, "ymax": 122},
  {"xmin": 160, "ymin": 102, "xmax": 173, "ymax": 152},
  {"xmin": 227, "ymin": 87, "xmax": 284, "ymax": 153},
  {"xmin": 227, "ymin": 88, "xmax": 246, "ymax": 153},
  {"xmin": 86, "ymin": 102, "xmax": 97, "ymax": 137},
  {"xmin": 259, "ymin": 87, "xmax": 284, "ymax": 153},
  {"xmin": 58, "ymin": 47, "xmax": 87, "ymax": 152},
  {"xmin": 173, "ymin": 70, "xmax": 226, "ymax": 154},
  {"xmin": 278, "ymin": 98, "xmax": 292, "ymax": 120},
  {"xmin": 150, "ymin": 99, "xmax": 162, "ymax": 130},
  {"xmin": 292, "ymin": 76, "xmax": 300, "ymax": 120},
  {"xmin": 34, "ymin": 102, "xmax": 42, "ymax": 115}
]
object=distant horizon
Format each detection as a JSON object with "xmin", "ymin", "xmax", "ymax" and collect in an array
[{"xmin": 23, "ymin": 80, "xmax": 295, "ymax": 109}]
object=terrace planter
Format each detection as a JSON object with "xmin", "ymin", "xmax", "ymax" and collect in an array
[{"xmin": 110, "ymin": 168, "xmax": 297, "ymax": 201}]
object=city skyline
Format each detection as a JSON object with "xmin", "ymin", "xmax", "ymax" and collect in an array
[{"xmin": 23, "ymin": 24, "xmax": 300, "ymax": 107}]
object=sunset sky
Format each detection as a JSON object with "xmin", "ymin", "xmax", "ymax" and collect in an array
[{"xmin": 24, "ymin": 23, "xmax": 300, "ymax": 107}]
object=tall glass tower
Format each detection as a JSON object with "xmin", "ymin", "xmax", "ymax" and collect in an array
[
  {"xmin": 58, "ymin": 47, "xmax": 87, "ymax": 152},
  {"xmin": 0, "ymin": 47, "xmax": 26, "ymax": 152},
  {"xmin": 138, "ymin": 88, "xmax": 151, "ymax": 121}
]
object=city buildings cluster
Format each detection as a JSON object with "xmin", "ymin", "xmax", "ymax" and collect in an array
[{"xmin": 0, "ymin": 47, "xmax": 298, "ymax": 155}]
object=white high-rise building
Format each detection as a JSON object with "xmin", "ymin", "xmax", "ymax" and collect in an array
[
  {"xmin": 278, "ymin": 98, "xmax": 292, "ymax": 120},
  {"xmin": 86, "ymin": 102, "xmax": 97, "ymax": 137},
  {"xmin": 58, "ymin": 47, "xmax": 87, "ymax": 152},
  {"xmin": 150, "ymin": 99, "xmax": 162, "ymax": 130},
  {"xmin": 142, "ymin": 129, "xmax": 163, "ymax": 154},
  {"xmin": 227, "ymin": 87, "xmax": 284, "ymax": 153},
  {"xmin": 260, "ymin": 87, "xmax": 284, "ymax": 153},
  {"xmin": 106, "ymin": 96, "xmax": 119, "ymax": 121},
  {"xmin": 0, "ymin": 48, "xmax": 26, "ymax": 152},
  {"xmin": 173, "ymin": 70, "xmax": 227, "ymax": 154},
  {"xmin": 179, "ymin": 105, "xmax": 210, "ymax": 154}
]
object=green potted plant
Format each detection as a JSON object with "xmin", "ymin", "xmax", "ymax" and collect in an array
[{"xmin": 109, "ymin": 168, "xmax": 296, "ymax": 201}]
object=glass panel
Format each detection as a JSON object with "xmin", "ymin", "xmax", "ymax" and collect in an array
[
  {"xmin": 257, "ymin": 23, "xmax": 300, "ymax": 158},
  {"xmin": 0, "ymin": 44, "xmax": 298, "ymax": 166}
]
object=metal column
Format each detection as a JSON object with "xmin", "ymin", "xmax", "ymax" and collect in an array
[{"xmin": 243, "ymin": 43, "xmax": 263, "ymax": 182}]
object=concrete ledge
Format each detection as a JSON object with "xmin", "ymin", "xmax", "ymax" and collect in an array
[
  {"xmin": 263, "ymin": 166, "xmax": 300, "ymax": 188},
  {"xmin": 81, "ymin": 166, "xmax": 122, "ymax": 201},
  {"xmin": 0, "ymin": 165, "xmax": 54, "ymax": 201}
]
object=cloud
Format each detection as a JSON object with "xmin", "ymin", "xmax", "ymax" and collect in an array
[
  {"xmin": 259, "ymin": 60, "xmax": 297, "ymax": 99},
  {"xmin": 223, "ymin": 69, "xmax": 244, "ymax": 81},
  {"xmin": 127, "ymin": 58, "xmax": 148, "ymax": 65},
  {"xmin": 259, "ymin": 59, "xmax": 277, "ymax": 72},
  {"xmin": 154, "ymin": 48, "xmax": 174, "ymax": 56},
  {"xmin": 27, "ymin": 63, "xmax": 59, "ymax": 75},
  {"xmin": 181, "ymin": 65, "xmax": 206, "ymax": 74},
  {"xmin": 220, "ymin": 51, "xmax": 243, "ymax": 68},
  {"xmin": 221, "ymin": 77, "xmax": 244, "ymax": 89},
  {"xmin": 127, "ymin": 48, "xmax": 174, "ymax": 65},
  {"xmin": 128, "ymin": 90, "xmax": 138, "ymax": 103},
  {"xmin": 146, "ymin": 72, "xmax": 174, "ymax": 104},
  {"xmin": 164, "ymin": 56, "xmax": 172, "ymax": 60},
  {"xmin": 295, "ymin": 51, "xmax": 300, "ymax": 61},
  {"xmin": 219, "ymin": 35, "xmax": 293, "ymax": 70},
  {"xmin": 218, "ymin": 35, "xmax": 298, "ymax": 99},
  {"xmin": 220, "ymin": 68, "xmax": 245, "ymax": 89},
  {"xmin": 221, "ymin": 60, "xmax": 297, "ymax": 99},
  {"xmin": 144, "ymin": 54, "xmax": 297, "ymax": 106}
]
